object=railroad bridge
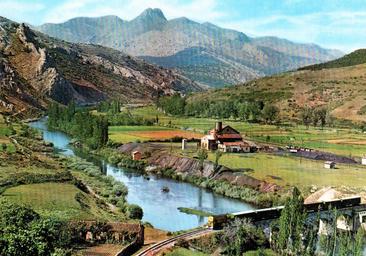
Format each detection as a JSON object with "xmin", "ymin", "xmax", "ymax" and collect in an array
[{"xmin": 208, "ymin": 196, "xmax": 366, "ymax": 235}]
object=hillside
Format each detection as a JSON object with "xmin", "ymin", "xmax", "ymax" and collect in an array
[
  {"xmin": 299, "ymin": 49, "xmax": 366, "ymax": 71},
  {"xmin": 36, "ymin": 8, "xmax": 343, "ymax": 88},
  {"xmin": 188, "ymin": 49, "xmax": 366, "ymax": 123},
  {"xmin": 0, "ymin": 17, "xmax": 201, "ymax": 117}
]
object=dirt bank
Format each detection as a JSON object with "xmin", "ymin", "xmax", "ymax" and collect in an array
[{"xmin": 118, "ymin": 143, "xmax": 280, "ymax": 193}]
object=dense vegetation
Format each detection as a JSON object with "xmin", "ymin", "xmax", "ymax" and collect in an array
[
  {"xmin": 97, "ymin": 100, "xmax": 155, "ymax": 126},
  {"xmin": 0, "ymin": 200, "xmax": 72, "ymax": 256},
  {"xmin": 157, "ymin": 94, "xmax": 280, "ymax": 124},
  {"xmin": 271, "ymin": 188, "xmax": 365, "ymax": 255},
  {"xmin": 48, "ymin": 102, "xmax": 108, "ymax": 149},
  {"xmin": 299, "ymin": 49, "xmax": 366, "ymax": 71}
]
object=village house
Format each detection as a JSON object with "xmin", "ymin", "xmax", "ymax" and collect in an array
[
  {"xmin": 324, "ymin": 161, "xmax": 336, "ymax": 169},
  {"xmin": 201, "ymin": 122, "xmax": 251, "ymax": 153},
  {"xmin": 132, "ymin": 151, "xmax": 142, "ymax": 160},
  {"xmin": 362, "ymin": 156, "xmax": 366, "ymax": 165}
]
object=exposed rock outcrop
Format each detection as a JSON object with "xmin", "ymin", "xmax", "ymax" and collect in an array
[{"xmin": 0, "ymin": 17, "xmax": 202, "ymax": 117}]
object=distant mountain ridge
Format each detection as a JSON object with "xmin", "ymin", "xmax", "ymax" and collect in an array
[
  {"xmin": 299, "ymin": 49, "xmax": 366, "ymax": 71},
  {"xmin": 36, "ymin": 8, "xmax": 344, "ymax": 87},
  {"xmin": 187, "ymin": 48, "xmax": 366, "ymax": 123},
  {"xmin": 0, "ymin": 17, "xmax": 201, "ymax": 117}
]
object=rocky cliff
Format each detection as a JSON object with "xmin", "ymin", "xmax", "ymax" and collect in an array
[{"xmin": 0, "ymin": 17, "xmax": 201, "ymax": 117}]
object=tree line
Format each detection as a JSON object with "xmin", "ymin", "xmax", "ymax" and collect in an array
[
  {"xmin": 300, "ymin": 107, "xmax": 334, "ymax": 128},
  {"xmin": 48, "ymin": 102, "xmax": 108, "ymax": 149},
  {"xmin": 157, "ymin": 94, "xmax": 280, "ymax": 124}
]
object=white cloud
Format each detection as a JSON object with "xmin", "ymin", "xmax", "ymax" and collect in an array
[{"xmin": 43, "ymin": 0, "xmax": 224, "ymax": 24}]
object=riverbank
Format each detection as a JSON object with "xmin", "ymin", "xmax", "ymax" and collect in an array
[
  {"xmin": 96, "ymin": 144, "xmax": 288, "ymax": 208},
  {"xmin": 29, "ymin": 118, "xmax": 255, "ymax": 231}
]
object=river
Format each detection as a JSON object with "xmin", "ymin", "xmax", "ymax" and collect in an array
[{"xmin": 29, "ymin": 119, "xmax": 256, "ymax": 231}]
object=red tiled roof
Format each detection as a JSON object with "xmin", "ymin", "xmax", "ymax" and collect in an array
[
  {"xmin": 222, "ymin": 141, "xmax": 249, "ymax": 146},
  {"xmin": 217, "ymin": 134, "xmax": 243, "ymax": 139}
]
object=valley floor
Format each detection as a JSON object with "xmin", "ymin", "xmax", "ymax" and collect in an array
[{"xmin": 108, "ymin": 106, "xmax": 366, "ymax": 197}]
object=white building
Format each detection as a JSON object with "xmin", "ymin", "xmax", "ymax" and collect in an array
[{"xmin": 324, "ymin": 161, "xmax": 336, "ymax": 169}]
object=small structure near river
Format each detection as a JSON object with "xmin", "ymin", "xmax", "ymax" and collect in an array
[{"xmin": 201, "ymin": 122, "xmax": 253, "ymax": 153}]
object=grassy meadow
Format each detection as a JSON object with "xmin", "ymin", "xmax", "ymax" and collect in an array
[
  {"xmin": 3, "ymin": 183, "xmax": 103, "ymax": 220},
  {"xmin": 111, "ymin": 106, "xmax": 366, "ymax": 190},
  {"xmin": 207, "ymin": 152, "xmax": 366, "ymax": 189},
  {"xmin": 123, "ymin": 106, "xmax": 366, "ymax": 158},
  {"xmin": 165, "ymin": 248, "xmax": 208, "ymax": 256}
]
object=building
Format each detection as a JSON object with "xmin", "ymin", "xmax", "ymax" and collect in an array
[
  {"xmin": 362, "ymin": 156, "xmax": 366, "ymax": 165},
  {"xmin": 201, "ymin": 122, "xmax": 249, "ymax": 152},
  {"xmin": 132, "ymin": 151, "xmax": 142, "ymax": 160},
  {"xmin": 218, "ymin": 141, "xmax": 251, "ymax": 153},
  {"xmin": 324, "ymin": 161, "xmax": 336, "ymax": 169}
]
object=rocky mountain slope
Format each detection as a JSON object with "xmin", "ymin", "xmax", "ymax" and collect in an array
[
  {"xmin": 0, "ymin": 17, "xmax": 201, "ymax": 117},
  {"xmin": 37, "ymin": 8, "xmax": 343, "ymax": 87},
  {"xmin": 188, "ymin": 49, "xmax": 366, "ymax": 122}
]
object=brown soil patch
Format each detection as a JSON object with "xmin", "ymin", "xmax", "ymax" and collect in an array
[
  {"xmin": 0, "ymin": 138, "xmax": 10, "ymax": 143},
  {"xmin": 144, "ymin": 227, "xmax": 171, "ymax": 245},
  {"xmin": 130, "ymin": 130, "xmax": 202, "ymax": 140},
  {"xmin": 77, "ymin": 244, "xmax": 123, "ymax": 256},
  {"xmin": 327, "ymin": 139, "xmax": 366, "ymax": 145}
]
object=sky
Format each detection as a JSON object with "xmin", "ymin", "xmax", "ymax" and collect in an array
[{"xmin": 0, "ymin": 0, "xmax": 365, "ymax": 52}]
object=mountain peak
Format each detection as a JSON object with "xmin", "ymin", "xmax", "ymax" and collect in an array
[{"xmin": 136, "ymin": 8, "xmax": 166, "ymax": 21}]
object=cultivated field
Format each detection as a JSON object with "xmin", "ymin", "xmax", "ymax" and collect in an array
[
  {"xmin": 207, "ymin": 152, "xmax": 366, "ymax": 189},
  {"xmin": 117, "ymin": 106, "xmax": 366, "ymax": 191},
  {"xmin": 109, "ymin": 125, "xmax": 202, "ymax": 144},
  {"xmin": 126, "ymin": 106, "xmax": 366, "ymax": 158}
]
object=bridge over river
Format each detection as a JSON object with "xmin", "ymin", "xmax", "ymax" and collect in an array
[{"xmin": 208, "ymin": 196, "xmax": 366, "ymax": 235}]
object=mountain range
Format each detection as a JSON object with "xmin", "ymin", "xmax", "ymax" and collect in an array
[
  {"xmin": 0, "ymin": 17, "xmax": 201, "ymax": 117},
  {"xmin": 36, "ymin": 8, "xmax": 344, "ymax": 87},
  {"xmin": 188, "ymin": 49, "xmax": 366, "ymax": 122}
]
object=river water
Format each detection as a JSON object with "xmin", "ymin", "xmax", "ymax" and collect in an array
[{"xmin": 30, "ymin": 119, "xmax": 256, "ymax": 231}]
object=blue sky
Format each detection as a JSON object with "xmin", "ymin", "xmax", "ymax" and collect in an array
[{"xmin": 1, "ymin": 0, "xmax": 365, "ymax": 52}]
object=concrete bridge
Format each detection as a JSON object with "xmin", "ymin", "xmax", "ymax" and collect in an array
[{"xmin": 208, "ymin": 196, "xmax": 366, "ymax": 235}]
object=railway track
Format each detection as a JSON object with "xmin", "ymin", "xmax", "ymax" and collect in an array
[{"xmin": 135, "ymin": 228, "xmax": 213, "ymax": 256}]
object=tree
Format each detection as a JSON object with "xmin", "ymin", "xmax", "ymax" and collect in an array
[
  {"xmin": 273, "ymin": 187, "xmax": 306, "ymax": 254},
  {"xmin": 127, "ymin": 204, "xmax": 143, "ymax": 220},
  {"xmin": 214, "ymin": 150, "xmax": 223, "ymax": 171},
  {"xmin": 354, "ymin": 227, "xmax": 365, "ymax": 256},
  {"xmin": 262, "ymin": 105, "xmax": 280, "ymax": 124},
  {"xmin": 0, "ymin": 200, "xmax": 71, "ymax": 256},
  {"xmin": 316, "ymin": 108, "xmax": 327, "ymax": 128},
  {"xmin": 197, "ymin": 149, "xmax": 208, "ymax": 173},
  {"xmin": 221, "ymin": 218, "xmax": 266, "ymax": 256},
  {"xmin": 300, "ymin": 107, "xmax": 313, "ymax": 128}
]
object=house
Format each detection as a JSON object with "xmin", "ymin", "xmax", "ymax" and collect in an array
[
  {"xmin": 201, "ymin": 122, "xmax": 249, "ymax": 152},
  {"xmin": 324, "ymin": 161, "xmax": 336, "ymax": 169},
  {"xmin": 362, "ymin": 156, "xmax": 366, "ymax": 165},
  {"xmin": 218, "ymin": 141, "xmax": 251, "ymax": 153},
  {"xmin": 132, "ymin": 151, "xmax": 142, "ymax": 160}
]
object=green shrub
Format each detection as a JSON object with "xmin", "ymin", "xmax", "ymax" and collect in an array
[{"xmin": 127, "ymin": 204, "xmax": 143, "ymax": 220}]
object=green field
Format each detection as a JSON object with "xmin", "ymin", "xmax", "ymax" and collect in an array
[
  {"xmin": 2, "ymin": 182, "xmax": 116, "ymax": 220},
  {"xmin": 207, "ymin": 152, "xmax": 366, "ymax": 189},
  {"xmin": 165, "ymin": 248, "xmax": 208, "ymax": 256},
  {"xmin": 0, "ymin": 114, "xmax": 14, "ymax": 152},
  {"xmin": 127, "ymin": 106, "xmax": 366, "ymax": 157}
]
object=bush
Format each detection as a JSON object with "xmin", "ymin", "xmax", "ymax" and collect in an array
[{"xmin": 127, "ymin": 204, "xmax": 143, "ymax": 220}]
